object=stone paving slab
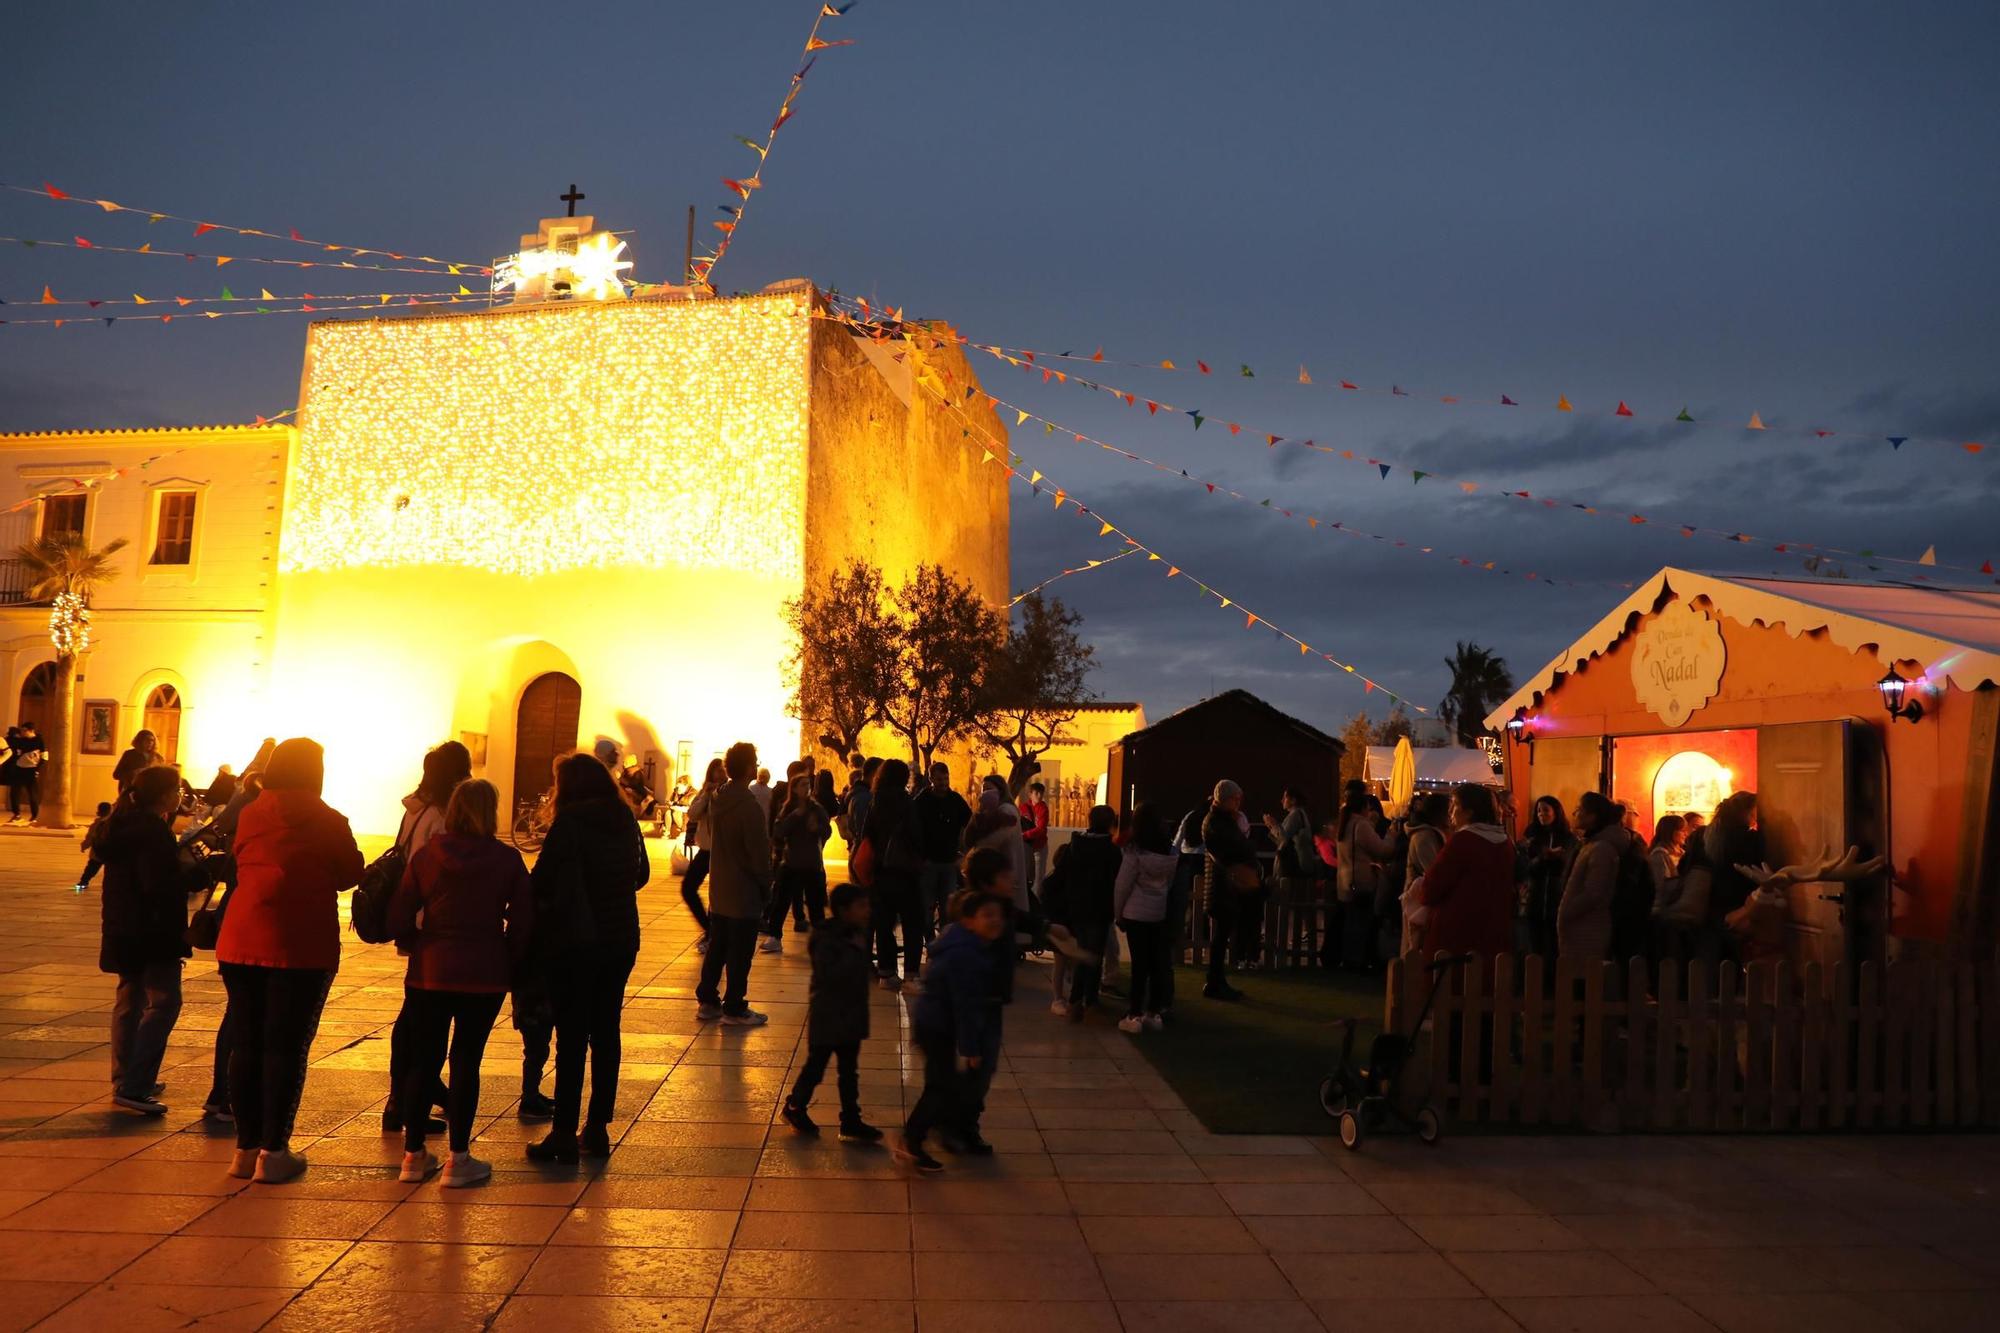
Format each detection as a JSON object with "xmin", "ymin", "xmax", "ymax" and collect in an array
[{"xmin": 1, "ymin": 835, "xmax": 1995, "ymax": 1330}]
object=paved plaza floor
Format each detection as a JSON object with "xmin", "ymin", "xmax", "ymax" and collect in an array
[{"xmin": 0, "ymin": 831, "xmax": 1995, "ymax": 1331}]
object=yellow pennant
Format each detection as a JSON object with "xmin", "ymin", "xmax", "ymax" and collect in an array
[
  {"xmin": 260, "ymin": 288, "xmax": 275, "ymax": 301},
  {"xmin": 1016, "ymin": 410, "xmax": 1030, "ymax": 426},
  {"xmin": 458, "ymin": 285, "xmax": 472, "ymax": 295},
  {"xmin": 1099, "ymin": 522, "xmax": 1113, "ymax": 536},
  {"xmin": 1161, "ymin": 360, "xmax": 1176, "ymax": 370},
  {"xmin": 215, "ymin": 256, "xmax": 232, "ymax": 267},
  {"xmin": 131, "ymin": 293, "xmax": 148, "ymax": 305}
]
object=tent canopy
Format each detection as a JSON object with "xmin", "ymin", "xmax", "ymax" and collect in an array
[{"xmin": 1364, "ymin": 745, "xmax": 1498, "ymax": 787}]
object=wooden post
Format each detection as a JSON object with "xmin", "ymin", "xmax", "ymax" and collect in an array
[
  {"xmin": 1910, "ymin": 961, "xmax": 1935, "ymax": 1127},
  {"xmin": 1623, "ymin": 956, "xmax": 1650, "ymax": 1128},
  {"xmin": 1491, "ymin": 952, "xmax": 1518, "ymax": 1124},
  {"xmin": 1521, "ymin": 954, "xmax": 1546, "ymax": 1125},
  {"xmin": 1771, "ymin": 960, "xmax": 1796, "ymax": 1131},
  {"xmin": 1937, "ymin": 963, "xmax": 1957, "ymax": 1128},
  {"xmin": 1828, "ymin": 960, "xmax": 1853, "ymax": 1130},
  {"xmin": 1458, "ymin": 957, "xmax": 1485, "ymax": 1123},
  {"xmin": 1956, "ymin": 963, "xmax": 1979, "ymax": 1126},
  {"xmin": 1653, "ymin": 961, "xmax": 1680, "ymax": 1130},
  {"xmin": 1579, "ymin": 962, "xmax": 1605, "ymax": 1129},
  {"xmin": 1744, "ymin": 962, "xmax": 1772, "ymax": 1129},
  {"xmin": 1551, "ymin": 958, "xmax": 1578, "ymax": 1126},
  {"xmin": 1715, "ymin": 961, "xmax": 1741, "ymax": 1131},
  {"xmin": 1687, "ymin": 959, "xmax": 1712, "ymax": 1130},
  {"xmin": 1799, "ymin": 961, "xmax": 1825, "ymax": 1132},
  {"xmin": 1384, "ymin": 954, "xmax": 1405, "ymax": 1034},
  {"xmin": 1856, "ymin": 962, "xmax": 1880, "ymax": 1129}
]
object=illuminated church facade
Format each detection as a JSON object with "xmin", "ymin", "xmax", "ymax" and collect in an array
[{"xmin": 2, "ymin": 216, "xmax": 1010, "ymax": 827}]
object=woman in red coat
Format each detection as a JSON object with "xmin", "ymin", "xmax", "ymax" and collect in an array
[
  {"xmin": 1418, "ymin": 782, "xmax": 1516, "ymax": 963},
  {"xmin": 215, "ymin": 737, "xmax": 364, "ymax": 1185}
]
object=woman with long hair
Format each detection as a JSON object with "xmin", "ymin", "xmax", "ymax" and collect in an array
[
  {"xmin": 1417, "ymin": 784, "xmax": 1516, "ymax": 963},
  {"xmin": 214, "ymin": 738, "xmax": 365, "ymax": 1184},
  {"xmin": 681, "ymin": 757, "xmax": 725, "ymax": 950},
  {"xmin": 1112, "ymin": 803, "xmax": 1177, "ymax": 1032},
  {"xmin": 1519, "ymin": 795, "xmax": 1574, "ymax": 956},
  {"xmin": 525, "ymin": 753, "xmax": 648, "ymax": 1163},
  {"xmin": 1701, "ymin": 791, "xmax": 1763, "ymax": 964},
  {"xmin": 862, "ymin": 758, "xmax": 922, "ymax": 990},
  {"xmin": 765, "ymin": 775, "xmax": 829, "ymax": 942},
  {"xmin": 386, "ymin": 779, "xmax": 532, "ymax": 1187},
  {"xmin": 383, "ymin": 741, "xmax": 472, "ymax": 1136}
]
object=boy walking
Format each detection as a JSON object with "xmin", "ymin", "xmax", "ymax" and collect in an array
[
  {"xmin": 781, "ymin": 883, "xmax": 882, "ymax": 1141},
  {"xmin": 898, "ymin": 854, "xmax": 1009, "ymax": 1174}
]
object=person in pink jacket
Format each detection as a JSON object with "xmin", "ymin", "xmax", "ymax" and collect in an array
[{"xmin": 214, "ymin": 737, "xmax": 364, "ymax": 1185}]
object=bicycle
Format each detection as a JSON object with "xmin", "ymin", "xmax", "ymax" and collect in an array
[{"xmin": 510, "ymin": 791, "xmax": 554, "ymax": 852}]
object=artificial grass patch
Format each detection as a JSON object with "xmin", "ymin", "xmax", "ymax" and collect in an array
[{"xmin": 1134, "ymin": 965, "xmax": 1386, "ymax": 1137}]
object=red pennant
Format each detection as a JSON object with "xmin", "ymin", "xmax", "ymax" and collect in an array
[
  {"xmin": 290, "ymin": 228, "xmax": 304, "ymax": 241},
  {"xmin": 73, "ymin": 236, "xmax": 93, "ymax": 248},
  {"xmin": 1091, "ymin": 347, "xmax": 1103, "ymax": 362},
  {"xmin": 1340, "ymin": 380, "xmax": 1359, "ymax": 391},
  {"xmin": 43, "ymin": 181, "xmax": 69, "ymax": 200},
  {"xmin": 1146, "ymin": 401, "xmax": 1158, "ymax": 415},
  {"xmin": 193, "ymin": 222, "xmax": 216, "ymax": 237},
  {"xmin": 1122, "ymin": 393, "xmax": 1136, "ymax": 406},
  {"xmin": 1197, "ymin": 361, "xmax": 1210, "ymax": 374},
  {"xmin": 1983, "ymin": 560, "xmax": 1995, "ymax": 575},
  {"xmin": 1615, "ymin": 401, "xmax": 1633, "ymax": 417},
  {"xmin": 1228, "ymin": 423, "xmax": 1241, "ymax": 435}
]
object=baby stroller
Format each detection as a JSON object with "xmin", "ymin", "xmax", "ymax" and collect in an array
[{"xmin": 1318, "ymin": 952, "xmax": 1471, "ymax": 1150}]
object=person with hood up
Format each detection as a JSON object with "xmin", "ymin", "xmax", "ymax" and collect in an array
[
  {"xmin": 1558, "ymin": 791, "xmax": 1629, "ymax": 963},
  {"xmin": 1113, "ymin": 803, "xmax": 1178, "ymax": 1033},
  {"xmin": 215, "ymin": 737, "xmax": 365, "ymax": 1184},
  {"xmin": 1416, "ymin": 784, "xmax": 1516, "ymax": 963},
  {"xmin": 382, "ymin": 740, "xmax": 471, "ymax": 1137},
  {"xmin": 692, "ymin": 742, "xmax": 773, "ymax": 1028},
  {"xmin": 780, "ymin": 881, "xmax": 881, "ymax": 1140},
  {"xmin": 386, "ymin": 778, "xmax": 532, "ymax": 1187},
  {"xmin": 525, "ymin": 752, "xmax": 649, "ymax": 1163},
  {"xmin": 100, "ymin": 765, "xmax": 205, "ymax": 1114}
]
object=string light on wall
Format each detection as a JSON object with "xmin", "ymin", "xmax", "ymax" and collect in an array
[{"xmin": 281, "ymin": 292, "xmax": 812, "ymax": 580}]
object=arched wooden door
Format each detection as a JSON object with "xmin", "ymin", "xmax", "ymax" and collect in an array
[
  {"xmin": 17, "ymin": 662, "xmax": 57, "ymax": 735},
  {"xmin": 513, "ymin": 672, "xmax": 581, "ymax": 808}
]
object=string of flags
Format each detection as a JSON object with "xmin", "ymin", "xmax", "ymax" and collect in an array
[
  {"xmin": 4, "ymin": 181, "xmax": 482, "ymax": 273},
  {"xmin": 1010, "ymin": 547, "xmax": 1140, "ymax": 606},
  {"xmin": 693, "ymin": 1, "xmax": 858, "ymax": 288},
  {"xmin": 8, "ymin": 285, "xmax": 479, "ymax": 310},
  {"xmin": 0, "ymin": 233, "xmax": 490, "ymax": 278},
  {"xmin": 2, "ymin": 410, "xmax": 297, "ymax": 515},
  {"xmin": 949, "ymin": 333, "xmax": 1990, "ymax": 460},
  {"xmin": 898, "ymin": 348, "xmax": 1429, "ymax": 711},
  {"xmin": 829, "ymin": 302, "xmax": 1991, "ymax": 582},
  {"xmin": 2, "ymin": 290, "xmax": 493, "ymax": 329}
]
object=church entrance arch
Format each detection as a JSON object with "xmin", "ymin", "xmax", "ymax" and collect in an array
[{"xmin": 513, "ymin": 672, "xmax": 581, "ymax": 811}]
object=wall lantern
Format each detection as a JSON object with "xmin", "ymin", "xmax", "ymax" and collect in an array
[
  {"xmin": 1877, "ymin": 667, "xmax": 1925, "ymax": 724},
  {"xmin": 1505, "ymin": 708, "xmax": 1535, "ymax": 754}
]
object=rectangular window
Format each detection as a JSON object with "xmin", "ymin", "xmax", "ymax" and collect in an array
[
  {"xmin": 150, "ymin": 492, "xmax": 198, "ymax": 565},
  {"xmin": 39, "ymin": 493, "xmax": 87, "ymax": 541}
]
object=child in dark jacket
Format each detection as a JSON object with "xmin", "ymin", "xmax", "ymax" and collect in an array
[
  {"xmin": 898, "ymin": 862, "xmax": 1008, "ymax": 1174},
  {"xmin": 782, "ymin": 883, "xmax": 880, "ymax": 1140},
  {"xmin": 1048, "ymin": 806, "xmax": 1122, "ymax": 1018}
]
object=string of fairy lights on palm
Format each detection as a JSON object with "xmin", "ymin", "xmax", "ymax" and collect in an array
[
  {"xmin": 904, "ymin": 351, "xmax": 1429, "ymax": 711},
  {"xmin": 828, "ymin": 299, "xmax": 1994, "ymax": 581}
]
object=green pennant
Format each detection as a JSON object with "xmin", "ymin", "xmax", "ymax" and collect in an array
[
  {"xmin": 1412, "ymin": 470, "xmax": 1428, "ymax": 484},
  {"xmin": 1043, "ymin": 422, "xmax": 1054, "ymax": 434},
  {"xmin": 1676, "ymin": 406, "xmax": 1694, "ymax": 422},
  {"xmin": 1260, "ymin": 498, "xmax": 1272, "ymax": 507},
  {"xmin": 1239, "ymin": 364, "xmax": 1254, "ymax": 378},
  {"xmin": 1190, "ymin": 413, "xmax": 1204, "ymax": 429},
  {"xmin": 256, "ymin": 305, "xmax": 269, "ymax": 313},
  {"xmin": 1860, "ymin": 549, "xmax": 1874, "ymax": 557},
  {"xmin": 221, "ymin": 287, "xmax": 236, "ymax": 301}
]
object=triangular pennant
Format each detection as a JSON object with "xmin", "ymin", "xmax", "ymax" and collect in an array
[
  {"xmin": 1239, "ymin": 364, "xmax": 1254, "ymax": 378},
  {"xmin": 1556, "ymin": 394, "xmax": 1573, "ymax": 411},
  {"xmin": 131, "ymin": 294, "xmax": 147, "ymax": 305},
  {"xmin": 1747, "ymin": 412, "xmax": 1766, "ymax": 430},
  {"xmin": 39, "ymin": 286, "xmax": 56, "ymax": 305},
  {"xmin": 1160, "ymin": 359, "xmax": 1175, "ymax": 370},
  {"xmin": 1919, "ymin": 545, "xmax": 1937, "ymax": 566},
  {"xmin": 1298, "ymin": 365, "xmax": 1311, "ymax": 384},
  {"xmin": 1500, "ymin": 394, "xmax": 1517, "ymax": 405},
  {"xmin": 221, "ymin": 287, "xmax": 236, "ymax": 301},
  {"xmin": 1615, "ymin": 401, "xmax": 1633, "ymax": 417},
  {"xmin": 259, "ymin": 288, "xmax": 275, "ymax": 301},
  {"xmin": 193, "ymin": 222, "xmax": 216, "ymax": 237},
  {"xmin": 1888, "ymin": 437, "xmax": 1906, "ymax": 450},
  {"xmin": 1197, "ymin": 361, "xmax": 1210, "ymax": 374},
  {"xmin": 1676, "ymin": 406, "xmax": 1693, "ymax": 422},
  {"xmin": 1189, "ymin": 413, "xmax": 1204, "ymax": 429},
  {"xmin": 1412, "ymin": 471, "xmax": 1427, "ymax": 484},
  {"xmin": 1099, "ymin": 522, "xmax": 1114, "ymax": 537},
  {"xmin": 1378, "ymin": 463, "xmax": 1392, "ymax": 479},
  {"xmin": 1015, "ymin": 410, "xmax": 1030, "ymax": 426}
]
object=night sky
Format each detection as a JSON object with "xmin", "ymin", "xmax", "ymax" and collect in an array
[{"xmin": 6, "ymin": 2, "xmax": 1998, "ymax": 733}]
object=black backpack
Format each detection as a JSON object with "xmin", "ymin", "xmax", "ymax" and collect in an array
[
  {"xmin": 1609, "ymin": 836, "xmax": 1655, "ymax": 965},
  {"xmin": 350, "ymin": 813, "xmax": 418, "ymax": 944}
]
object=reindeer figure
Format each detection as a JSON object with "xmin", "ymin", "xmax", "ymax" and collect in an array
[{"xmin": 1728, "ymin": 847, "xmax": 1889, "ymax": 964}]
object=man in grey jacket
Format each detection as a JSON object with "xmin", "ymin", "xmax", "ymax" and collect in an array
[{"xmin": 695, "ymin": 742, "xmax": 773, "ymax": 1025}]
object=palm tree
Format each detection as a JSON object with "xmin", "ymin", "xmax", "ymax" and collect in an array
[
  {"xmin": 13, "ymin": 533, "xmax": 128, "ymax": 829},
  {"xmin": 1438, "ymin": 641, "xmax": 1514, "ymax": 747}
]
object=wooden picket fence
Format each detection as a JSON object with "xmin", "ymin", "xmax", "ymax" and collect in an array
[
  {"xmin": 1383, "ymin": 952, "xmax": 2000, "ymax": 1132},
  {"xmin": 1181, "ymin": 876, "xmax": 1336, "ymax": 970}
]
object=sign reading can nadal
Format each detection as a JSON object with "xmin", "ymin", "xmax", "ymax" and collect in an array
[{"xmin": 1630, "ymin": 600, "xmax": 1725, "ymax": 726}]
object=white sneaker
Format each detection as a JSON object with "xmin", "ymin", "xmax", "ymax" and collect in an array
[
  {"xmin": 1049, "ymin": 998, "xmax": 1070, "ymax": 1018},
  {"xmin": 253, "ymin": 1148, "xmax": 308, "ymax": 1184},
  {"xmin": 1117, "ymin": 1015, "xmax": 1144, "ymax": 1034},
  {"xmin": 443, "ymin": 1152, "xmax": 492, "ymax": 1188},
  {"xmin": 757, "ymin": 936, "xmax": 782, "ymax": 954},
  {"xmin": 399, "ymin": 1149, "xmax": 440, "ymax": 1183},
  {"xmin": 720, "ymin": 1009, "xmax": 769, "ymax": 1027},
  {"xmin": 1143, "ymin": 1013, "xmax": 1165, "ymax": 1032}
]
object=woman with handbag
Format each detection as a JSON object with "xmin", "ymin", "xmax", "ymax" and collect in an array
[
  {"xmin": 385, "ymin": 779, "xmax": 532, "ymax": 1187},
  {"xmin": 214, "ymin": 738, "xmax": 365, "ymax": 1185},
  {"xmin": 381, "ymin": 741, "xmax": 471, "ymax": 1136},
  {"xmin": 525, "ymin": 753, "xmax": 648, "ymax": 1164}
]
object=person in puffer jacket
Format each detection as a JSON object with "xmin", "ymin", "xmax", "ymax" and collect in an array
[
  {"xmin": 1112, "ymin": 803, "xmax": 1179, "ymax": 1033},
  {"xmin": 99, "ymin": 766, "xmax": 204, "ymax": 1115},
  {"xmin": 897, "ymin": 867, "xmax": 1007, "ymax": 1175}
]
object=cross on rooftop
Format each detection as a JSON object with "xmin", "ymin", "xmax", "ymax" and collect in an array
[{"xmin": 559, "ymin": 184, "xmax": 586, "ymax": 217}]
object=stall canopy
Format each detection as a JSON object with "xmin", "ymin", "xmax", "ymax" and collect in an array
[{"xmin": 1364, "ymin": 745, "xmax": 1499, "ymax": 787}]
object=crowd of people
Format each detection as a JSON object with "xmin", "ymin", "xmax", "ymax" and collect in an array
[{"xmin": 71, "ymin": 717, "xmax": 1809, "ymax": 1185}]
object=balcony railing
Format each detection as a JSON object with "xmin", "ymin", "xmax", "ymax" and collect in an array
[{"xmin": 0, "ymin": 558, "xmax": 46, "ymax": 606}]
